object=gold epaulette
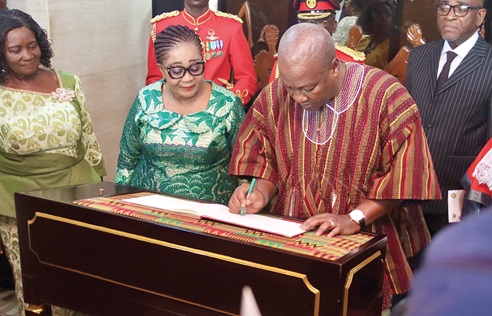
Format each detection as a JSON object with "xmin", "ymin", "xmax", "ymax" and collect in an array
[
  {"xmin": 150, "ymin": 10, "xmax": 180, "ymax": 24},
  {"xmin": 150, "ymin": 11, "xmax": 180, "ymax": 42},
  {"xmin": 335, "ymin": 43, "xmax": 366, "ymax": 62},
  {"xmin": 214, "ymin": 11, "xmax": 243, "ymax": 23}
]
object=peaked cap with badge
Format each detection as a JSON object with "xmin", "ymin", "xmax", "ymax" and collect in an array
[{"xmin": 294, "ymin": 0, "xmax": 340, "ymax": 22}]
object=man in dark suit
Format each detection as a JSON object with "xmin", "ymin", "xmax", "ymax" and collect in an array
[{"xmin": 405, "ymin": 0, "xmax": 492, "ymax": 236}]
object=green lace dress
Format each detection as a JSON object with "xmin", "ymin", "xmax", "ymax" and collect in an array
[
  {"xmin": 114, "ymin": 80, "xmax": 245, "ymax": 205},
  {"xmin": 0, "ymin": 70, "xmax": 107, "ymax": 218}
]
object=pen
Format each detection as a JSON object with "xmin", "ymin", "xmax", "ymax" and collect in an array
[{"xmin": 240, "ymin": 178, "xmax": 256, "ymax": 216}]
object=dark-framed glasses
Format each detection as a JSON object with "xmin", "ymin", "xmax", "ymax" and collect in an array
[
  {"xmin": 166, "ymin": 61, "xmax": 205, "ymax": 79},
  {"xmin": 435, "ymin": 3, "xmax": 482, "ymax": 17}
]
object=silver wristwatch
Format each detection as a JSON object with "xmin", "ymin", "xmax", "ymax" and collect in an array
[{"xmin": 349, "ymin": 209, "xmax": 366, "ymax": 227}]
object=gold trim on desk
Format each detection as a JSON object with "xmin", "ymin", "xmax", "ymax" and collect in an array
[
  {"xmin": 28, "ymin": 212, "xmax": 321, "ymax": 316},
  {"xmin": 342, "ymin": 251, "xmax": 382, "ymax": 316}
]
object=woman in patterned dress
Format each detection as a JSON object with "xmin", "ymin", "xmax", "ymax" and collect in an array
[
  {"xmin": 115, "ymin": 25, "xmax": 245, "ymax": 205},
  {"xmin": 0, "ymin": 9, "xmax": 106, "ymax": 316}
]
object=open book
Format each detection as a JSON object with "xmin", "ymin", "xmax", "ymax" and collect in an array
[{"xmin": 122, "ymin": 194, "xmax": 305, "ymax": 238}]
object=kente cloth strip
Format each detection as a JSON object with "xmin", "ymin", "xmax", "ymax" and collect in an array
[{"xmin": 73, "ymin": 192, "xmax": 373, "ymax": 261}]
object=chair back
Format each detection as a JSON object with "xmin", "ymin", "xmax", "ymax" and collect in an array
[
  {"xmin": 384, "ymin": 23, "xmax": 426, "ymax": 84},
  {"xmin": 347, "ymin": 25, "xmax": 364, "ymax": 50},
  {"xmin": 254, "ymin": 24, "xmax": 280, "ymax": 90},
  {"xmin": 237, "ymin": 1, "xmax": 254, "ymax": 49}
]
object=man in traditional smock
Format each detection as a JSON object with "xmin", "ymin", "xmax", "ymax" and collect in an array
[
  {"xmin": 146, "ymin": 0, "xmax": 257, "ymax": 106},
  {"xmin": 228, "ymin": 23, "xmax": 441, "ymax": 310}
]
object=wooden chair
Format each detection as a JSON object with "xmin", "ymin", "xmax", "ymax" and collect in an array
[
  {"xmin": 219, "ymin": 1, "xmax": 256, "ymax": 92},
  {"xmin": 237, "ymin": 1, "xmax": 254, "ymax": 49},
  {"xmin": 346, "ymin": 25, "xmax": 364, "ymax": 51},
  {"xmin": 253, "ymin": 24, "xmax": 279, "ymax": 90},
  {"xmin": 384, "ymin": 23, "xmax": 426, "ymax": 84}
]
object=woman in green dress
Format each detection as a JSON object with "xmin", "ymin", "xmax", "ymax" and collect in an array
[
  {"xmin": 0, "ymin": 9, "xmax": 106, "ymax": 316},
  {"xmin": 115, "ymin": 25, "xmax": 245, "ymax": 205}
]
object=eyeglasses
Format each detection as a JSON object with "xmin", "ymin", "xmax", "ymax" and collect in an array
[
  {"xmin": 165, "ymin": 61, "xmax": 205, "ymax": 79},
  {"xmin": 435, "ymin": 3, "xmax": 482, "ymax": 17}
]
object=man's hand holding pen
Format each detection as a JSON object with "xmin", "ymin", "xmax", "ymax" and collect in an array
[{"xmin": 228, "ymin": 178, "xmax": 277, "ymax": 215}]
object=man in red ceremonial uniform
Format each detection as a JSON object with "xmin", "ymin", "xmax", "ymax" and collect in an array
[{"xmin": 146, "ymin": 0, "xmax": 258, "ymax": 106}]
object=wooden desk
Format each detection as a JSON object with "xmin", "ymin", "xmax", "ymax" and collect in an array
[{"xmin": 15, "ymin": 183, "xmax": 386, "ymax": 316}]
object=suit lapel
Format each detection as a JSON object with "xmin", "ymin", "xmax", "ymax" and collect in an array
[{"xmin": 437, "ymin": 37, "xmax": 486, "ymax": 94}]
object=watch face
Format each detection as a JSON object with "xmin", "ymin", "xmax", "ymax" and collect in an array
[{"xmin": 350, "ymin": 210, "xmax": 365, "ymax": 221}]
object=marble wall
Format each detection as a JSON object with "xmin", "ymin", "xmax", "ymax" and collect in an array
[{"xmin": 9, "ymin": 0, "xmax": 152, "ymax": 180}]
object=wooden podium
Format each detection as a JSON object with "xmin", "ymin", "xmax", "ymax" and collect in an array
[{"xmin": 15, "ymin": 182, "xmax": 387, "ymax": 316}]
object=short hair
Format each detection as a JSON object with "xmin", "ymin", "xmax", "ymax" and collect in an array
[
  {"xmin": 278, "ymin": 23, "xmax": 335, "ymax": 71},
  {"xmin": 0, "ymin": 9, "xmax": 54, "ymax": 85},
  {"xmin": 154, "ymin": 25, "xmax": 202, "ymax": 65},
  {"xmin": 472, "ymin": 0, "xmax": 486, "ymax": 6}
]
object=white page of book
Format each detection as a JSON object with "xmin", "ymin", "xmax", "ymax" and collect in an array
[
  {"xmin": 123, "ymin": 194, "xmax": 225, "ymax": 215},
  {"xmin": 122, "ymin": 194, "xmax": 305, "ymax": 238}
]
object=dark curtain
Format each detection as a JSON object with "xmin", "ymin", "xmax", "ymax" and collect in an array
[
  {"xmin": 212, "ymin": 0, "xmax": 228, "ymax": 11},
  {"xmin": 152, "ymin": 0, "xmax": 227, "ymax": 17},
  {"xmin": 152, "ymin": 0, "xmax": 183, "ymax": 17}
]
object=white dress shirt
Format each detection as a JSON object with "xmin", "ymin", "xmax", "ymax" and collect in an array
[{"xmin": 437, "ymin": 31, "xmax": 479, "ymax": 78}]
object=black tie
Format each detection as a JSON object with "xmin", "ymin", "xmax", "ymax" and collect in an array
[{"xmin": 436, "ymin": 51, "xmax": 457, "ymax": 91}]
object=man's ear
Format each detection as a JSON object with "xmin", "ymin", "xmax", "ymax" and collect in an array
[
  {"xmin": 477, "ymin": 8, "xmax": 486, "ymax": 29},
  {"xmin": 331, "ymin": 57, "xmax": 340, "ymax": 75}
]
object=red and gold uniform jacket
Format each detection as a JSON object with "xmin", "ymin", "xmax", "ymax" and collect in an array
[{"xmin": 146, "ymin": 9, "xmax": 258, "ymax": 105}]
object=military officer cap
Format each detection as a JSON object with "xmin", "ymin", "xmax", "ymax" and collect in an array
[{"xmin": 294, "ymin": 0, "xmax": 341, "ymax": 22}]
